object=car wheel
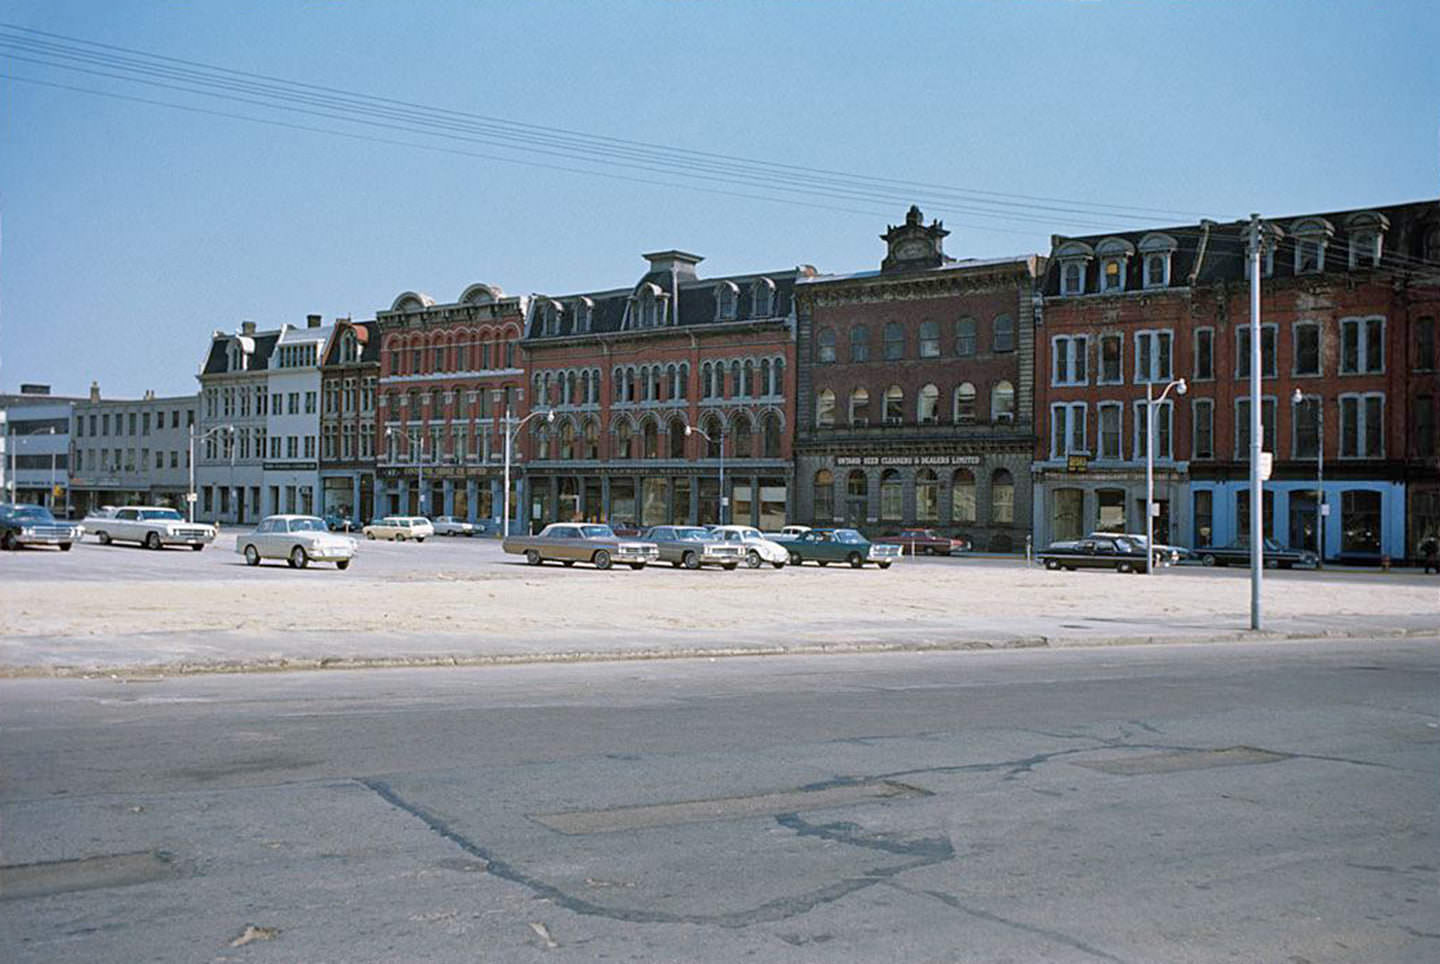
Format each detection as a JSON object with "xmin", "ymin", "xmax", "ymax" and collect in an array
[
  {"xmin": 1200, "ymin": 553, "xmax": 1216, "ymax": 567},
  {"xmin": 682, "ymin": 551, "xmax": 700, "ymax": 570},
  {"xmin": 789, "ymin": 552, "xmax": 802, "ymax": 566},
  {"xmin": 723, "ymin": 563, "xmax": 738, "ymax": 571},
  {"xmin": 191, "ymin": 544, "xmax": 204, "ymax": 551},
  {"xmin": 96, "ymin": 531, "xmax": 111, "ymax": 545},
  {"xmin": 771, "ymin": 561, "xmax": 785, "ymax": 569},
  {"xmin": 1, "ymin": 532, "xmax": 17, "ymax": 551},
  {"xmin": 847, "ymin": 552, "xmax": 863, "ymax": 569},
  {"xmin": 145, "ymin": 532, "xmax": 163, "ymax": 551},
  {"xmin": 336, "ymin": 559, "xmax": 350, "ymax": 570},
  {"xmin": 746, "ymin": 550, "xmax": 762, "ymax": 569},
  {"xmin": 290, "ymin": 546, "xmax": 309, "ymax": 570},
  {"xmin": 878, "ymin": 562, "xmax": 892, "ymax": 570},
  {"xmin": 628, "ymin": 563, "xmax": 645, "ymax": 570},
  {"xmin": 524, "ymin": 549, "xmax": 542, "ymax": 566},
  {"xmin": 416, "ymin": 537, "xmax": 425, "ymax": 543},
  {"xmin": 243, "ymin": 544, "xmax": 261, "ymax": 567},
  {"xmin": 818, "ymin": 560, "xmax": 829, "ymax": 567},
  {"xmin": 60, "ymin": 542, "xmax": 72, "ymax": 552},
  {"xmin": 366, "ymin": 531, "xmax": 376, "ymax": 540},
  {"xmin": 1264, "ymin": 557, "xmax": 1279, "ymax": 570},
  {"xmin": 1117, "ymin": 561, "xmax": 1132, "ymax": 573},
  {"xmin": 1045, "ymin": 559, "xmax": 1060, "ymax": 570},
  {"xmin": 563, "ymin": 560, "xmax": 575, "ymax": 567},
  {"xmin": 922, "ymin": 546, "xmax": 933, "ymax": 556},
  {"xmin": 593, "ymin": 550, "xmax": 612, "ymax": 570}
]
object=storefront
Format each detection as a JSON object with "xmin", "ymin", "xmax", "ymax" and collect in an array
[
  {"xmin": 524, "ymin": 468, "xmax": 791, "ymax": 531},
  {"xmin": 1032, "ymin": 462, "xmax": 1188, "ymax": 548},
  {"xmin": 1188, "ymin": 479, "xmax": 1405, "ymax": 562}
]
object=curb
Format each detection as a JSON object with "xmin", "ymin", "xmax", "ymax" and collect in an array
[{"xmin": 1, "ymin": 626, "xmax": 1433, "ymax": 680}]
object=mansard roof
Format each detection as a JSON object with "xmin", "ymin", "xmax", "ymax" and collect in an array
[{"xmin": 200, "ymin": 329, "xmax": 279, "ymax": 376}]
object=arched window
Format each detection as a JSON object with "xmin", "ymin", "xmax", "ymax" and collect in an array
[
  {"xmin": 730, "ymin": 361, "xmax": 742, "ymax": 398},
  {"xmin": 643, "ymin": 419, "xmax": 659, "ymax": 459},
  {"xmin": 817, "ymin": 328, "xmax": 836, "ymax": 364},
  {"xmin": 760, "ymin": 359, "xmax": 771, "ymax": 396},
  {"xmin": 559, "ymin": 420, "xmax": 576, "ymax": 460},
  {"xmin": 666, "ymin": 365, "xmax": 678, "ymax": 401},
  {"xmin": 733, "ymin": 414, "xmax": 753, "ymax": 459},
  {"xmin": 847, "ymin": 469, "xmax": 868, "ymax": 499},
  {"xmin": 717, "ymin": 281, "xmax": 738, "ymax": 320},
  {"xmin": 752, "ymin": 279, "xmax": 774, "ymax": 316},
  {"xmin": 850, "ymin": 325, "xmax": 870, "ymax": 362},
  {"xmin": 669, "ymin": 418, "xmax": 686, "ymax": 459},
  {"xmin": 916, "ymin": 469, "xmax": 939, "ymax": 523},
  {"xmin": 612, "ymin": 367, "xmax": 624, "ymax": 404},
  {"xmin": 919, "ymin": 321, "xmax": 940, "ymax": 358},
  {"xmin": 954, "ymin": 383, "xmax": 977, "ymax": 423},
  {"xmin": 991, "ymin": 381, "xmax": 1015, "ymax": 422},
  {"xmin": 884, "ymin": 322, "xmax": 905, "ymax": 360},
  {"xmin": 614, "ymin": 420, "xmax": 633, "ymax": 460},
  {"xmin": 701, "ymin": 363, "xmax": 713, "ymax": 398},
  {"xmin": 580, "ymin": 370, "xmax": 590, "ymax": 405},
  {"xmin": 678, "ymin": 363, "xmax": 689, "ymax": 400},
  {"xmin": 582, "ymin": 419, "xmax": 599, "ymax": 459},
  {"xmin": 991, "ymin": 468, "xmax": 1015, "ymax": 524},
  {"xmin": 772, "ymin": 358, "xmax": 784, "ymax": 396},
  {"xmin": 567, "ymin": 371, "xmax": 578, "ymax": 405},
  {"xmin": 702, "ymin": 415, "xmax": 723, "ymax": 458},
  {"xmin": 535, "ymin": 428, "xmax": 551, "ymax": 460},
  {"xmin": 884, "ymin": 385, "xmax": 904, "ymax": 424},
  {"xmin": 952, "ymin": 469, "xmax": 976, "ymax": 523},
  {"xmin": 814, "ymin": 469, "xmax": 834, "ymax": 521},
  {"xmin": 742, "ymin": 360, "xmax": 754, "ymax": 398},
  {"xmin": 918, "ymin": 384, "xmax": 939, "ymax": 423},
  {"xmin": 762, "ymin": 412, "xmax": 782, "ymax": 458},
  {"xmin": 816, "ymin": 389, "xmax": 836, "ymax": 428},
  {"xmin": 993, "ymin": 315, "xmax": 1015, "ymax": 353},
  {"xmin": 849, "ymin": 388, "xmax": 870, "ymax": 425},
  {"xmin": 880, "ymin": 469, "xmax": 903, "ymax": 521},
  {"xmin": 1063, "ymin": 263, "xmax": 1082, "ymax": 295}
]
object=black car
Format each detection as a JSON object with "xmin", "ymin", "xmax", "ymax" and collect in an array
[
  {"xmin": 1196, "ymin": 538, "xmax": 1318, "ymax": 569},
  {"xmin": 0, "ymin": 503, "xmax": 83, "ymax": 551},
  {"xmin": 1038, "ymin": 535, "xmax": 1150, "ymax": 573}
]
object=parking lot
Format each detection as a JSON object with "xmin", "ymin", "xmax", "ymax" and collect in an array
[{"xmin": 2, "ymin": 529, "xmax": 1436, "ymax": 676}]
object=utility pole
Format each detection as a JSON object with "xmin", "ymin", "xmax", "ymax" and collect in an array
[{"xmin": 1248, "ymin": 214, "xmax": 1263, "ymax": 630}]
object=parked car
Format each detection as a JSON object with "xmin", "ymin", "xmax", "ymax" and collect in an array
[
  {"xmin": 1086, "ymin": 532, "xmax": 1185, "ymax": 567},
  {"xmin": 766, "ymin": 524, "xmax": 813, "ymax": 542},
  {"xmin": 432, "ymin": 515, "xmax": 477, "ymax": 537},
  {"xmin": 707, "ymin": 524, "xmax": 789, "ymax": 569},
  {"xmin": 783, "ymin": 528, "xmax": 902, "ymax": 569},
  {"xmin": 85, "ymin": 506, "xmax": 216, "ymax": 551},
  {"xmin": 643, "ymin": 525, "xmax": 745, "ymax": 570},
  {"xmin": 362, "ymin": 516, "xmax": 434, "ymax": 542},
  {"xmin": 1196, "ymin": 538, "xmax": 1318, "ymax": 569},
  {"xmin": 323, "ymin": 513, "xmax": 356, "ymax": 532},
  {"xmin": 875, "ymin": 528, "xmax": 971, "ymax": 556},
  {"xmin": 1039, "ymin": 535, "xmax": 1151, "ymax": 573},
  {"xmin": 609, "ymin": 520, "xmax": 644, "ymax": 537},
  {"xmin": 236, "ymin": 514, "xmax": 358, "ymax": 569},
  {"xmin": 501, "ymin": 523, "xmax": 659, "ymax": 570},
  {"xmin": 0, "ymin": 503, "xmax": 83, "ymax": 551}
]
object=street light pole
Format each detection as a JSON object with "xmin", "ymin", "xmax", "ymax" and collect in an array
[
  {"xmin": 385, "ymin": 427, "xmax": 429, "ymax": 516},
  {"xmin": 1248, "ymin": 214, "xmax": 1264, "ymax": 630},
  {"xmin": 188, "ymin": 424, "xmax": 235, "ymax": 523},
  {"xmin": 683, "ymin": 420, "xmax": 726, "ymax": 525},
  {"xmin": 1293, "ymin": 389, "xmax": 1325, "ymax": 568},
  {"xmin": 498, "ymin": 402, "xmax": 555, "ymax": 538},
  {"xmin": 1144, "ymin": 377, "xmax": 1186, "ymax": 575}
]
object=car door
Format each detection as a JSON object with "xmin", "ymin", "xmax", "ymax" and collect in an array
[
  {"xmin": 252, "ymin": 519, "xmax": 279, "ymax": 557},
  {"xmin": 111, "ymin": 508, "xmax": 141, "ymax": 542}
]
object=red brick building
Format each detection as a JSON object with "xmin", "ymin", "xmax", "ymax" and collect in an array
[
  {"xmin": 1034, "ymin": 199, "xmax": 1440, "ymax": 562},
  {"xmin": 794, "ymin": 207, "xmax": 1044, "ymax": 550},
  {"xmin": 516, "ymin": 250, "xmax": 803, "ymax": 531},
  {"xmin": 374, "ymin": 284, "xmax": 526, "ymax": 522},
  {"xmin": 318, "ymin": 318, "xmax": 379, "ymax": 522}
]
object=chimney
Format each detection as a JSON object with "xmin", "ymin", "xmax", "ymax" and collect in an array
[
  {"xmin": 307, "ymin": 314, "xmax": 322, "ymax": 329},
  {"xmin": 240, "ymin": 320, "xmax": 256, "ymax": 336},
  {"xmin": 89, "ymin": 381, "xmax": 101, "ymax": 402},
  {"xmin": 144, "ymin": 389, "xmax": 155, "ymax": 401}
]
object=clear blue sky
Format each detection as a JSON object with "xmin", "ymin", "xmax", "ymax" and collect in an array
[{"xmin": 2, "ymin": 0, "xmax": 1436, "ymax": 398}]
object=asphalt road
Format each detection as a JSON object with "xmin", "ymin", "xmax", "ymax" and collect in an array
[{"xmin": 3, "ymin": 638, "xmax": 1437, "ymax": 962}]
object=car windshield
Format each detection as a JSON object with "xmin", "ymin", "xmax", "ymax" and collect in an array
[
  {"xmin": 581, "ymin": 525, "xmax": 615, "ymax": 538},
  {"xmin": 140, "ymin": 509, "xmax": 183, "ymax": 521},
  {"xmin": 833, "ymin": 529, "xmax": 865, "ymax": 544},
  {"xmin": 288, "ymin": 517, "xmax": 327, "ymax": 533},
  {"xmin": 673, "ymin": 528, "xmax": 711, "ymax": 541},
  {"xmin": 9, "ymin": 506, "xmax": 56, "ymax": 523}
]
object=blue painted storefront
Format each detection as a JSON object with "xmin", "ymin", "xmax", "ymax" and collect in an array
[{"xmin": 1190, "ymin": 479, "xmax": 1406, "ymax": 562}]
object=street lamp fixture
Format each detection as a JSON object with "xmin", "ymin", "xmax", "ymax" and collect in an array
[
  {"xmin": 496, "ymin": 398, "xmax": 554, "ymax": 538},
  {"xmin": 684, "ymin": 421, "xmax": 726, "ymax": 525},
  {"xmin": 1144, "ymin": 377, "xmax": 1186, "ymax": 574},
  {"xmin": 1292, "ymin": 388, "xmax": 1324, "ymax": 568}
]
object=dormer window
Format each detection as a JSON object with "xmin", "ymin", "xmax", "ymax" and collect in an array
[
  {"xmin": 1138, "ymin": 233, "xmax": 1178, "ymax": 289},
  {"xmin": 541, "ymin": 300, "xmax": 563, "ymax": 336},
  {"xmin": 1345, "ymin": 212, "xmax": 1388, "ymax": 269},
  {"xmin": 633, "ymin": 283, "xmax": 665, "ymax": 329},
  {"xmin": 751, "ymin": 278, "xmax": 775, "ymax": 317},
  {"xmin": 1290, "ymin": 218, "xmax": 1334, "ymax": 275},
  {"xmin": 573, "ymin": 298, "xmax": 592, "ymax": 333},
  {"xmin": 1094, "ymin": 237, "xmax": 1135, "ymax": 293},
  {"xmin": 1054, "ymin": 240, "xmax": 1094, "ymax": 296},
  {"xmin": 716, "ymin": 281, "xmax": 738, "ymax": 321},
  {"xmin": 338, "ymin": 331, "xmax": 359, "ymax": 364}
]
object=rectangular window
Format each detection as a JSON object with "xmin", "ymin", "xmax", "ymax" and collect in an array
[
  {"xmin": 1133, "ymin": 400, "xmax": 1174, "ymax": 460},
  {"xmin": 1417, "ymin": 317, "xmax": 1436, "ymax": 371},
  {"xmin": 304, "ymin": 436, "xmax": 315, "ymax": 459},
  {"xmin": 1192, "ymin": 399, "xmax": 1214, "ymax": 459},
  {"xmin": 142, "ymin": 413, "xmax": 151, "ymax": 436},
  {"xmin": 1099, "ymin": 335, "xmax": 1122, "ymax": 384},
  {"xmin": 271, "ymin": 393, "xmax": 282, "ymax": 415},
  {"xmin": 287, "ymin": 436, "xmax": 298, "ymax": 459},
  {"xmin": 1134, "ymin": 330, "xmax": 1173, "ymax": 383},
  {"xmin": 1052, "ymin": 336, "xmax": 1088, "ymax": 386},
  {"xmin": 1236, "ymin": 324, "xmax": 1277, "ymax": 378},
  {"xmin": 1193, "ymin": 328, "xmax": 1214, "ymax": 381},
  {"xmin": 1235, "ymin": 397, "xmax": 1278, "ymax": 457},
  {"xmin": 1236, "ymin": 489, "xmax": 1276, "ymax": 540},
  {"xmin": 1293, "ymin": 323, "xmax": 1321, "ymax": 376},
  {"xmin": 1340, "ymin": 490, "xmax": 1382, "ymax": 553},
  {"xmin": 1415, "ymin": 396, "xmax": 1436, "ymax": 458},
  {"xmin": 1050, "ymin": 403, "xmax": 1086, "ymax": 457},
  {"xmin": 288, "ymin": 393, "xmax": 300, "ymax": 415},
  {"xmin": 1293, "ymin": 396, "xmax": 1321, "ymax": 459},
  {"xmin": 1339, "ymin": 393, "xmax": 1384, "ymax": 458},
  {"xmin": 1098, "ymin": 403, "xmax": 1122, "ymax": 460},
  {"xmin": 1193, "ymin": 489, "xmax": 1213, "ymax": 546},
  {"xmin": 1340, "ymin": 317, "xmax": 1384, "ymax": 374}
]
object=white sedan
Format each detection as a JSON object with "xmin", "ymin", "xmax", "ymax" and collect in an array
[
  {"xmin": 87, "ymin": 506, "xmax": 216, "ymax": 551},
  {"xmin": 236, "ymin": 515, "xmax": 358, "ymax": 570},
  {"xmin": 432, "ymin": 515, "xmax": 476, "ymax": 537},
  {"xmin": 708, "ymin": 524, "xmax": 789, "ymax": 569},
  {"xmin": 362, "ymin": 516, "xmax": 435, "ymax": 542}
]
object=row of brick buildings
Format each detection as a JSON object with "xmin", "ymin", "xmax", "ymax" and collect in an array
[{"xmin": 180, "ymin": 198, "xmax": 1440, "ymax": 561}]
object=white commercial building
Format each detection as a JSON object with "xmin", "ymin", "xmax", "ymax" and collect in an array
[
  {"xmin": 262, "ymin": 316, "xmax": 332, "ymax": 517},
  {"xmin": 68, "ymin": 383, "xmax": 199, "ymax": 516},
  {"xmin": 196, "ymin": 322, "xmax": 279, "ymax": 524},
  {"xmin": 2, "ymin": 387, "xmax": 78, "ymax": 513}
]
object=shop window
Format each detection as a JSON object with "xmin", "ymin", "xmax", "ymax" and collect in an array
[
  {"xmin": 814, "ymin": 470, "xmax": 834, "ymax": 521},
  {"xmin": 916, "ymin": 469, "xmax": 939, "ymax": 523},
  {"xmin": 990, "ymin": 469, "xmax": 1014, "ymax": 524},
  {"xmin": 880, "ymin": 470, "xmax": 903, "ymax": 521},
  {"xmin": 1193, "ymin": 490, "xmax": 1213, "ymax": 547},
  {"xmin": 1096, "ymin": 489, "xmax": 1126, "ymax": 533},
  {"xmin": 951, "ymin": 469, "xmax": 976, "ymax": 524},
  {"xmin": 1340, "ymin": 490, "xmax": 1382, "ymax": 554}
]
